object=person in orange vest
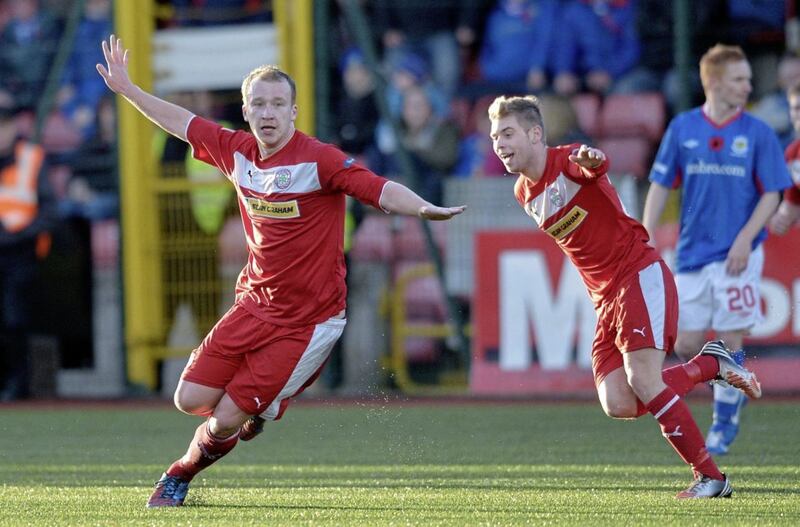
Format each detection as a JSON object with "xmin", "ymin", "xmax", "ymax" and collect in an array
[{"xmin": 0, "ymin": 100, "xmax": 56, "ymax": 401}]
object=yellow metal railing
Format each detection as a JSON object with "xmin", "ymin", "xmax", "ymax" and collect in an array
[
  {"xmin": 385, "ymin": 263, "xmax": 470, "ymax": 394},
  {"xmin": 115, "ymin": 0, "xmax": 164, "ymax": 389}
]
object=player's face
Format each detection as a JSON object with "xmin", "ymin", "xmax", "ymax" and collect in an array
[
  {"xmin": 714, "ymin": 60, "xmax": 752, "ymax": 109},
  {"xmin": 789, "ymin": 94, "xmax": 800, "ymax": 135},
  {"xmin": 243, "ymin": 77, "xmax": 298, "ymax": 152},
  {"xmin": 490, "ymin": 115, "xmax": 540, "ymax": 174}
]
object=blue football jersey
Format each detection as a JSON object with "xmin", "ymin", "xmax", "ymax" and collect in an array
[{"xmin": 649, "ymin": 107, "xmax": 792, "ymax": 272}]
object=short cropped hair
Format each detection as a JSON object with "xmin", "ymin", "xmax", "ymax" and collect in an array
[
  {"xmin": 699, "ymin": 44, "xmax": 748, "ymax": 90},
  {"xmin": 241, "ymin": 65, "xmax": 297, "ymax": 104},
  {"xmin": 488, "ymin": 95, "xmax": 546, "ymax": 138}
]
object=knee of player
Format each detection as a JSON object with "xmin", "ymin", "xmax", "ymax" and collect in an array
[
  {"xmin": 208, "ymin": 417, "xmax": 243, "ymax": 439},
  {"xmin": 603, "ymin": 404, "xmax": 638, "ymax": 419},
  {"xmin": 674, "ymin": 336, "xmax": 704, "ymax": 360},
  {"xmin": 173, "ymin": 390, "xmax": 213, "ymax": 416},
  {"xmin": 600, "ymin": 398, "xmax": 638, "ymax": 419}
]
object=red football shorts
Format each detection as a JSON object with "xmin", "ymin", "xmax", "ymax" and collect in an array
[
  {"xmin": 181, "ymin": 302, "xmax": 345, "ymax": 419},
  {"xmin": 592, "ymin": 260, "xmax": 678, "ymax": 386}
]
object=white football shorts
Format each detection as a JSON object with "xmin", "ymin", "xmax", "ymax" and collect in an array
[{"xmin": 676, "ymin": 245, "xmax": 764, "ymax": 332}]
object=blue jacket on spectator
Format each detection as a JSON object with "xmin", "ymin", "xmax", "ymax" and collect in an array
[
  {"xmin": 61, "ymin": 16, "xmax": 113, "ymax": 130},
  {"xmin": 478, "ymin": 0, "xmax": 560, "ymax": 84},
  {"xmin": 552, "ymin": 0, "xmax": 640, "ymax": 81}
]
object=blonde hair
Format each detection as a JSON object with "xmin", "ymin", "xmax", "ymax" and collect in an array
[
  {"xmin": 488, "ymin": 95, "xmax": 545, "ymax": 138},
  {"xmin": 241, "ymin": 65, "xmax": 297, "ymax": 104},
  {"xmin": 699, "ymin": 44, "xmax": 748, "ymax": 90}
]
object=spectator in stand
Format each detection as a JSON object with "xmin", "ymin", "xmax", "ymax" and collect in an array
[
  {"xmin": 57, "ymin": 0, "xmax": 113, "ymax": 142},
  {"xmin": 770, "ymin": 82, "xmax": 800, "ymax": 234},
  {"xmin": 374, "ymin": 52, "xmax": 449, "ymax": 173},
  {"xmin": 374, "ymin": 0, "xmax": 480, "ymax": 99},
  {"xmin": 0, "ymin": 0, "xmax": 61, "ymax": 110},
  {"xmin": 613, "ymin": 0, "xmax": 726, "ymax": 110},
  {"xmin": 750, "ymin": 54, "xmax": 800, "ymax": 148},
  {"xmin": 477, "ymin": 0, "xmax": 560, "ymax": 95},
  {"xmin": 333, "ymin": 48, "xmax": 379, "ymax": 159},
  {"xmin": 380, "ymin": 86, "xmax": 460, "ymax": 203},
  {"xmin": 551, "ymin": 0, "xmax": 639, "ymax": 97},
  {"xmin": 0, "ymin": 99, "xmax": 57, "ymax": 401},
  {"xmin": 62, "ymin": 95, "xmax": 118, "ymax": 221},
  {"xmin": 386, "ymin": 52, "xmax": 449, "ymax": 120}
]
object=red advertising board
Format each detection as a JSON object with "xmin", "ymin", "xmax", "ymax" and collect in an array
[{"xmin": 472, "ymin": 225, "xmax": 800, "ymax": 395}]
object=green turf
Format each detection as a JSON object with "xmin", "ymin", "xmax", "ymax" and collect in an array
[{"xmin": 0, "ymin": 400, "xmax": 797, "ymax": 525}]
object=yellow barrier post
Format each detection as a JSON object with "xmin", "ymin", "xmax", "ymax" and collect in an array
[
  {"xmin": 273, "ymin": 0, "xmax": 315, "ymax": 135},
  {"xmin": 115, "ymin": 0, "xmax": 164, "ymax": 389}
]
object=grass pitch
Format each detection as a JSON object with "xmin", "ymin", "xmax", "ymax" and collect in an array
[{"xmin": 0, "ymin": 399, "xmax": 797, "ymax": 526}]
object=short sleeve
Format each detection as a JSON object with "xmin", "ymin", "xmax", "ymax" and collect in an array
[
  {"xmin": 649, "ymin": 118, "xmax": 681, "ymax": 188},
  {"xmin": 315, "ymin": 144, "xmax": 388, "ymax": 209},
  {"xmin": 186, "ymin": 116, "xmax": 251, "ymax": 180}
]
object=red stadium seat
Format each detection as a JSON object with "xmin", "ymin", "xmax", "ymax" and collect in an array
[
  {"xmin": 393, "ymin": 216, "xmax": 447, "ymax": 261},
  {"xmin": 570, "ymin": 93, "xmax": 602, "ymax": 138},
  {"xmin": 404, "ymin": 336, "xmax": 441, "ymax": 363},
  {"xmin": 395, "ymin": 261, "xmax": 447, "ymax": 320},
  {"xmin": 598, "ymin": 92, "xmax": 666, "ymax": 142},
  {"xmin": 349, "ymin": 213, "xmax": 393, "ymax": 262},
  {"xmin": 597, "ymin": 137, "xmax": 653, "ymax": 179}
]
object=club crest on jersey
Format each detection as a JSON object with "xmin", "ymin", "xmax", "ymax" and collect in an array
[
  {"xmin": 549, "ymin": 188, "xmax": 565, "ymax": 208},
  {"xmin": 730, "ymin": 135, "xmax": 749, "ymax": 157},
  {"xmin": 273, "ymin": 168, "xmax": 292, "ymax": 190}
]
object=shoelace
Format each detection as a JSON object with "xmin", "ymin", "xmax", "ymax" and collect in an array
[{"xmin": 159, "ymin": 477, "xmax": 182, "ymax": 498}]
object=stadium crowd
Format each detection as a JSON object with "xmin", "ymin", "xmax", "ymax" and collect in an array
[{"xmin": 0, "ymin": 0, "xmax": 797, "ymax": 402}]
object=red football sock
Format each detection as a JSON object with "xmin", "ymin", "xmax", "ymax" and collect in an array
[
  {"xmin": 646, "ymin": 387, "xmax": 723, "ymax": 480},
  {"xmin": 632, "ymin": 354, "xmax": 721, "ymax": 417},
  {"xmin": 662, "ymin": 354, "xmax": 719, "ymax": 397},
  {"xmin": 166, "ymin": 420, "xmax": 239, "ymax": 482}
]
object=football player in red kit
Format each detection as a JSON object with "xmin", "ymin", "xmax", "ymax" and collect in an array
[
  {"xmin": 770, "ymin": 82, "xmax": 800, "ymax": 234},
  {"xmin": 488, "ymin": 94, "xmax": 761, "ymax": 498},
  {"xmin": 97, "ymin": 35, "xmax": 465, "ymax": 508}
]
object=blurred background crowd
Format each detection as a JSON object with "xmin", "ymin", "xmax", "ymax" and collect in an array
[{"xmin": 0, "ymin": 0, "xmax": 797, "ymax": 401}]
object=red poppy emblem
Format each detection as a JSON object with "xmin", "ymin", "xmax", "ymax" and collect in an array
[{"xmin": 709, "ymin": 136, "xmax": 724, "ymax": 151}]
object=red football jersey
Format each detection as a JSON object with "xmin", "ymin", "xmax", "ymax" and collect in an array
[
  {"xmin": 783, "ymin": 139, "xmax": 800, "ymax": 205},
  {"xmin": 187, "ymin": 117, "xmax": 388, "ymax": 326},
  {"xmin": 514, "ymin": 144, "xmax": 660, "ymax": 305}
]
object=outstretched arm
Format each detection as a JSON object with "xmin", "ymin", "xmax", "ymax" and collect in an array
[
  {"xmin": 379, "ymin": 181, "xmax": 466, "ymax": 220},
  {"xmin": 567, "ymin": 144, "xmax": 607, "ymax": 178},
  {"xmin": 641, "ymin": 182, "xmax": 670, "ymax": 247},
  {"xmin": 96, "ymin": 34, "xmax": 194, "ymax": 141}
]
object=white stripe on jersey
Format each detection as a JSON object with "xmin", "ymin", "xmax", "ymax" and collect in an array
[
  {"xmin": 233, "ymin": 152, "xmax": 322, "ymax": 195},
  {"xmin": 260, "ymin": 317, "xmax": 346, "ymax": 420},
  {"xmin": 638, "ymin": 261, "xmax": 666, "ymax": 350},
  {"xmin": 523, "ymin": 172, "xmax": 582, "ymax": 226}
]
